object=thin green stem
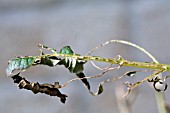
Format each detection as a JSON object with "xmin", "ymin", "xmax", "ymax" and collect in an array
[{"xmin": 44, "ymin": 53, "xmax": 170, "ymax": 72}]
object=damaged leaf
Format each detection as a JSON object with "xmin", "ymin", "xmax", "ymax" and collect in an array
[
  {"xmin": 58, "ymin": 58, "xmax": 85, "ymax": 73},
  {"xmin": 90, "ymin": 84, "xmax": 104, "ymax": 96},
  {"xmin": 39, "ymin": 56, "xmax": 59, "ymax": 67},
  {"xmin": 76, "ymin": 72, "xmax": 90, "ymax": 90},
  {"xmin": 58, "ymin": 46, "xmax": 85, "ymax": 73},
  {"xmin": 6, "ymin": 44, "xmax": 105, "ymax": 104},
  {"xmin": 125, "ymin": 71, "xmax": 137, "ymax": 77},
  {"xmin": 95, "ymin": 84, "xmax": 103, "ymax": 95},
  {"xmin": 11, "ymin": 73, "xmax": 67, "ymax": 103}
]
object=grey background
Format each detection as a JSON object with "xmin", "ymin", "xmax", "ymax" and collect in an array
[{"xmin": 1, "ymin": 0, "xmax": 170, "ymax": 113}]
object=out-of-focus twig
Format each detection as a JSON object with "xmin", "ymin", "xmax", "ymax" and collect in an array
[{"xmin": 115, "ymin": 83, "xmax": 138, "ymax": 113}]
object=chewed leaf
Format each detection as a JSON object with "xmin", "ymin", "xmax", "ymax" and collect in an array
[
  {"xmin": 125, "ymin": 71, "xmax": 137, "ymax": 77},
  {"xmin": 58, "ymin": 58, "xmax": 85, "ymax": 73},
  {"xmin": 6, "ymin": 57, "xmax": 36, "ymax": 76},
  {"xmin": 40, "ymin": 56, "xmax": 56, "ymax": 67},
  {"xmin": 94, "ymin": 84, "xmax": 103, "ymax": 95},
  {"xmin": 90, "ymin": 84, "xmax": 103, "ymax": 96},
  {"xmin": 76, "ymin": 72, "xmax": 90, "ymax": 90},
  {"xmin": 58, "ymin": 46, "xmax": 85, "ymax": 73}
]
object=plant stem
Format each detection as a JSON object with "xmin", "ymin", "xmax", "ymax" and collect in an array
[{"xmin": 45, "ymin": 53, "xmax": 170, "ymax": 72}]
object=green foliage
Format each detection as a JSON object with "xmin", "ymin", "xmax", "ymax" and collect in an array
[
  {"xmin": 58, "ymin": 46, "xmax": 85, "ymax": 73},
  {"xmin": 59, "ymin": 46, "xmax": 74, "ymax": 54},
  {"xmin": 6, "ymin": 40, "xmax": 170, "ymax": 105},
  {"xmin": 6, "ymin": 45, "xmax": 103, "ymax": 103},
  {"xmin": 6, "ymin": 57, "xmax": 36, "ymax": 76}
]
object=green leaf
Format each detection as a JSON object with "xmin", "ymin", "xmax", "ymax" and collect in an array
[
  {"xmin": 6, "ymin": 57, "xmax": 36, "ymax": 76},
  {"xmin": 59, "ymin": 46, "xmax": 74, "ymax": 54}
]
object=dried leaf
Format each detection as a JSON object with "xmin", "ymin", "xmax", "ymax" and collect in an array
[{"xmin": 11, "ymin": 73, "xmax": 67, "ymax": 103}]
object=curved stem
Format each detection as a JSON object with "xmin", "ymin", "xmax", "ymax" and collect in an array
[{"xmin": 87, "ymin": 40, "xmax": 166, "ymax": 113}]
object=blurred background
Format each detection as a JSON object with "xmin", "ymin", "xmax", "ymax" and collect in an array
[{"xmin": 1, "ymin": 0, "xmax": 170, "ymax": 113}]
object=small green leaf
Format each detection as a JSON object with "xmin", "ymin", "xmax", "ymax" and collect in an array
[
  {"xmin": 6, "ymin": 57, "xmax": 36, "ymax": 76},
  {"xmin": 60, "ymin": 46, "xmax": 74, "ymax": 54}
]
